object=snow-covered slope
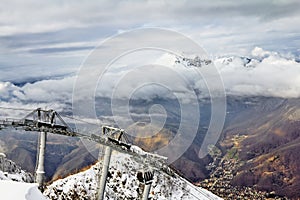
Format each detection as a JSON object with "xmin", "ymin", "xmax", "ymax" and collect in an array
[
  {"xmin": 0, "ymin": 181, "xmax": 46, "ymax": 200},
  {"xmin": 44, "ymin": 153, "xmax": 221, "ymax": 200},
  {"xmin": 0, "ymin": 155, "xmax": 45, "ymax": 200},
  {"xmin": 0, "ymin": 155, "xmax": 33, "ymax": 182}
]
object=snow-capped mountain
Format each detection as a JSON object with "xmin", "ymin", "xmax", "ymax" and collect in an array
[
  {"xmin": 214, "ymin": 56, "xmax": 259, "ymax": 68},
  {"xmin": 44, "ymin": 152, "xmax": 221, "ymax": 200}
]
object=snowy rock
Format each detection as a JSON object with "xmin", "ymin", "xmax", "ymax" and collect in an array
[
  {"xmin": 44, "ymin": 153, "xmax": 221, "ymax": 200},
  {"xmin": 0, "ymin": 156, "xmax": 33, "ymax": 182}
]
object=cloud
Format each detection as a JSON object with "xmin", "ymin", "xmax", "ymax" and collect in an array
[
  {"xmin": 251, "ymin": 47, "xmax": 271, "ymax": 58},
  {"xmin": 28, "ymin": 46, "xmax": 94, "ymax": 54},
  {"xmin": 1, "ymin": 47, "xmax": 299, "ymax": 109},
  {"xmin": 215, "ymin": 47, "xmax": 300, "ymax": 98},
  {"xmin": 0, "ymin": 1, "xmax": 299, "ymax": 89},
  {"xmin": 1, "ymin": 1, "xmax": 299, "ymax": 137},
  {"xmin": 0, "ymin": 82, "xmax": 22, "ymax": 100},
  {"xmin": 21, "ymin": 76, "xmax": 74, "ymax": 102},
  {"xmin": 0, "ymin": 0, "xmax": 300, "ymax": 57},
  {"xmin": 0, "ymin": 46, "xmax": 300, "ymax": 130},
  {"xmin": 90, "ymin": 47, "xmax": 300, "ymax": 99},
  {"xmin": 0, "ymin": 76, "xmax": 75, "ymax": 116}
]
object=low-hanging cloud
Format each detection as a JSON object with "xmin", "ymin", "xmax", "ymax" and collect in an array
[
  {"xmin": 0, "ymin": 76, "xmax": 75, "ymax": 119},
  {"xmin": 215, "ymin": 47, "xmax": 300, "ymax": 98},
  {"xmin": 0, "ymin": 47, "xmax": 299, "ymax": 118}
]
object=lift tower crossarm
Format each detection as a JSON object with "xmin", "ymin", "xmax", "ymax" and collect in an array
[
  {"xmin": 0, "ymin": 108, "xmax": 176, "ymax": 199},
  {"xmin": 0, "ymin": 109, "xmax": 79, "ymax": 137},
  {"xmin": 0, "ymin": 110, "xmax": 173, "ymax": 177}
]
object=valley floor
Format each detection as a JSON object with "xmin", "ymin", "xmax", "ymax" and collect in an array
[{"xmin": 197, "ymin": 153, "xmax": 290, "ymax": 200}]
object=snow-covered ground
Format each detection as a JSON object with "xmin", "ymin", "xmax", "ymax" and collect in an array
[
  {"xmin": 0, "ymin": 151, "xmax": 221, "ymax": 199},
  {"xmin": 0, "ymin": 155, "xmax": 45, "ymax": 200},
  {"xmin": 44, "ymin": 152, "xmax": 222, "ymax": 200},
  {"xmin": 0, "ymin": 181, "xmax": 46, "ymax": 200},
  {"xmin": 0, "ymin": 155, "xmax": 33, "ymax": 182}
]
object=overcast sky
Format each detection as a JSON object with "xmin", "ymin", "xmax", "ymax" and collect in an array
[
  {"xmin": 0, "ymin": 0, "xmax": 300, "ymax": 82},
  {"xmin": 0, "ymin": 0, "xmax": 299, "ymax": 113},
  {"xmin": 0, "ymin": 0, "xmax": 300, "ymax": 143}
]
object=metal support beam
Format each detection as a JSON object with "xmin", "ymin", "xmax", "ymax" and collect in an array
[
  {"xmin": 142, "ymin": 183, "xmax": 152, "ymax": 200},
  {"xmin": 35, "ymin": 131, "xmax": 47, "ymax": 191},
  {"xmin": 0, "ymin": 153, "xmax": 5, "ymax": 172},
  {"xmin": 97, "ymin": 146, "xmax": 112, "ymax": 200},
  {"xmin": 142, "ymin": 171, "xmax": 154, "ymax": 200}
]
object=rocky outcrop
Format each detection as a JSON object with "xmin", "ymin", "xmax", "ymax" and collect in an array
[{"xmin": 0, "ymin": 155, "xmax": 34, "ymax": 182}]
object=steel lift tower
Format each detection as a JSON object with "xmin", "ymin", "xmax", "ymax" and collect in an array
[
  {"xmin": 0, "ymin": 108, "xmax": 198, "ymax": 200},
  {"xmin": 0, "ymin": 109, "xmax": 174, "ymax": 199},
  {"xmin": 0, "ymin": 108, "xmax": 79, "ymax": 190}
]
